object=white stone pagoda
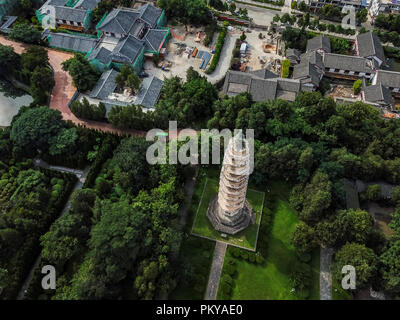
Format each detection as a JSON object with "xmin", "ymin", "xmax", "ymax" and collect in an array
[{"xmin": 206, "ymin": 132, "xmax": 255, "ymax": 235}]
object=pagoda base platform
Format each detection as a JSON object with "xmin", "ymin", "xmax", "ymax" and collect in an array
[{"xmin": 206, "ymin": 196, "xmax": 255, "ymax": 235}]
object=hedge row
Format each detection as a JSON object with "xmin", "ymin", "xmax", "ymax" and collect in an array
[
  {"xmin": 1, "ymin": 170, "xmax": 77, "ymax": 299},
  {"xmin": 281, "ymin": 59, "xmax": 290, "ymax": 78},
  {"xmin": 206, "ymin": 26, "xmax": 228, "ymax": 74},
  {"xmin": 83, "ymin": 134, "xmax": 121, "ymax": 188}
]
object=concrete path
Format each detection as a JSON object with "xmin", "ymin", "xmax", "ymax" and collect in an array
[
  {"xmin": 320, "ymin": 246, "xmax": 334, "ymax": 300},
  {"xmin": 179, "ymin": 166, "xmax": 199, "ymax": 229},
  {"xmin": 204, "ymin": 241, "xmax": 227, "ymax": 300},
  {"xmin": 17, "ymin": 161, "xmax": 89, "ymax": 300},
  {"xmin": 206, "ymin": 33, "xmax": 240, "ymax": 84}
]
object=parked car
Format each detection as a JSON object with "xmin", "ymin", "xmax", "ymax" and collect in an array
[{"xmin": 139, "ymin": 71, "xmax": 149, "ymax": 78}]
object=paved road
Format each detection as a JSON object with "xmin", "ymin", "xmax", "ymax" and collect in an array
[
  {"xmin": 205, "ymin": 33, "xmax": 240, "ymax": 84},
  {"xmin": 17, "ymin": 161, "xmax": 89, "ymax": 300},
  {"xmin": 320, "ymin": 246, "xmax": 334, "ymax": 300},
  {"xmin": 204, "ymin": 241, "xmax": 227, "ymax": 300}
]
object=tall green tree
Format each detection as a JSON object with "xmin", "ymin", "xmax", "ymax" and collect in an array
[{"xmin": 62, "ymin": 54, "xmax": 100, "ymax": 92}]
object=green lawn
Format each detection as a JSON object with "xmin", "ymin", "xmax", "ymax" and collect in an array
[
  {"xmin": 224, "ymin": 199, "xmax": 301, "ymax": 299},
  {"xmin": 332, "ymin": 278, "xmax": 352, "ymax": 300},
  {"xmin": 191, "ymin": 178, "xmax": 265, "ymax": 250},
  {"xmin": 169, "ymin": 237, "xmax": 215, "ymax": 300},
  {"xmin": 170, "ymin": 169, "xmax": 216, "ymax": 300}
]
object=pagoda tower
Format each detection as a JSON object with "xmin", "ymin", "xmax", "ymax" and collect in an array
[{"xmin": 206, "ymin": 132, "xmax": 255, "ymax": 235}]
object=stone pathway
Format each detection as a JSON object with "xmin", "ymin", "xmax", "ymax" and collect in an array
[
  {"xmin": 204, "ymin": 241, "xmax": 227, "ymax": 300},
  {"xmin": 17, "ymin": 161, "xmax": 89, "ymax": 300},
  {"xmin": 320, "ymin": 246, "xmax": 334, "ymax": 300},
  {"xmin": 179, "ymin": 166, "xmax": 199, "ymax": 229}
]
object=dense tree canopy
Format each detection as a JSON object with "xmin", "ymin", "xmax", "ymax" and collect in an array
[
  {"xmin": 0, "ymin": 44, "xmax": 20, "ymax": 75},
  {"xmin": 332, "ymin": 243, "xmax": 378, "ymax": 288},
  {"xmin": 62, "ymin": 54, "xmax": 100, "ymax": 92},
  {"xmin": 157, "ymin": 0, "xmax": 210, "ymax": 24},
  {"xmin": 10, "ymin": 107, "xmax": 77, "ymax": 155},
  {"xmin": 9, "ymin": 23, "xmax": 41, "ymax": 44}
]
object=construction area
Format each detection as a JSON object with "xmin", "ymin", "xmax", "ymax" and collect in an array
[
  {"xmin": 143, "ymin": 24, "xmax": 220, "ymax": 81},
  {"xmin": 229, "ymin": 26, "xmax": 283, "ymax": 77}
]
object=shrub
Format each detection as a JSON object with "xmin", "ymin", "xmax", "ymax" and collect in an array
[
  {"xmin": 297, "ymin": 251, "xmax": 311, "ymax": 263},
  {"xmin": 220, "ymin": 281, "xmax": 232, "ymax": 299},
  {"xmin": 353, "ymin": 79, "xmax": 362, "ymax": 95},
  {"xmin": 220, "ymin": 282, "xmax": 232, "ymax": 295},
  {"xmin": 240, "ymin": 250, "xmax": 249, "ymax": 260},
  {"xmin": 255, "ymin": 254, "xmax": 265, "ymax": 264},
  {"xmin": 290, "ymin": 262, "xmax": 312, "ymax": 291},
  {"xmin": 206, "ymin": 26, "xmax": 228, "ymax": 74},
  {"xmin": 249, "ymin": 252, "xmax": 256, "ymax": 263},
  {"xmin": 281, "ymin": 59, "xmax": 290, "ymax": 78},
  {"xmin": 361, "ymin": 184, "xmax": 381, "ymax": 202},
  {"xmin": 224, "ymin": 274, "xmax": 233, "ymax": 286},
  {"xmin": 225, "ymin": 264, "xmax": 236, "ymax": 276},
  {"xmin": 231, "ymin": 247, "xmax": 241, "ymax": 258}
]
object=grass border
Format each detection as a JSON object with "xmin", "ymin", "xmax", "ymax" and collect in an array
[{"xmin": 190, "ymin": 178, "xmax": 265, "ymax": 251}]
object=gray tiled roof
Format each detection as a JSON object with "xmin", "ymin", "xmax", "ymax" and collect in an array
[
  {"xmin": 324, "ymin": 53, "xmax": 375, "ymax": 74},
  {"xmin": 139, "ymin": 3, "xmax": 162, "ymax": 27},
  {"xmin": 286, "ymin": 48, "xmax": 301, "ymax": 60},
  {"xmin": 144, "ymin": 29, "xmax": 168, "ymax": 52},
  {"xmin": 363, "ymin": 83, "xmax": 393, "ymax": 105},
  {"xmin": 87, "ymin": 46, "xmax": 112, "ymax": 64},
  {"xmin": 97, "ymin": 4, "xmax": 162, "ymax": 34},
  {"xmin": 249, "ymin": 78, "xmax": 277, "ymax": 101},
  {"xmin": 300, "ymin": 51, "xmax": 324, "ymax": 70},
  {"xmin": 43, "ymin": 0, "xmax": 68, "ymax": 7},
  {"xmin": 49, "ymin": 32, "xmax": 98, "ymax": 52},
  {"xmin": 111, "ymin": 35, "xmax": 145, "ymax": 63},
  {"xmin": 0, "ymin": 16, "xmax": 17, "ymax": 33},
  {"xmin": 276, "ymin": 78, "xmax": 301, "ymax": 92},
  {"xmin": 250, "ymin": 68, "xmax": 279, "ymax": 79},
  {"xmin": 74, "ymin": 0, "xmax": 101, "ymax": 10},
  {"xmin": 135, "ymin": 75, "xmax": 163, "ymax": 107},
  {"xmin": 55, "ymin": 6, "xmax": 87, "ymax": 23},
  {"xmin": 223, "ymin": 70, "xmax": 301, "ymax": 102},
  {"xmin": 97, "ymin": 8, "xmax": 140, "ymax": 34},
  {"xmin": 306, "ymin": 35, "xmax": 331, "ymax": 53},
  {"xmin": 375, "ymin": 70, "xmax": 400, "ymax": 89},
  {"xmin": 90, "ymin": 69, "xmax": 118, "ymax": 100},
  {"xmin": 356, "ymin": 32, "xmax": 385, "ymax": 63},
  {"xmin": 293, "ymin": 62, "xmax": 321, "ymax": 86}
]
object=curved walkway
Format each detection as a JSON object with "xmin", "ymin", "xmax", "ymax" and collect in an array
[
  {"xmin": 0, "ymin": 36, "xmax": 147, "ymax": 137},
  {"xmin": 17, "ymin": 160, "xmax": 89, "ymax": 300}
]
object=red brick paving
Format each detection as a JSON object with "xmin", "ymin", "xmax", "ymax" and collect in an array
[
  {"xmin": 0, "ymin": 36, "xmax": 200, "ymax": 139},
  {"xmin": 0, "ymin": 36, "xmax": 147, "ymax": 137}
]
